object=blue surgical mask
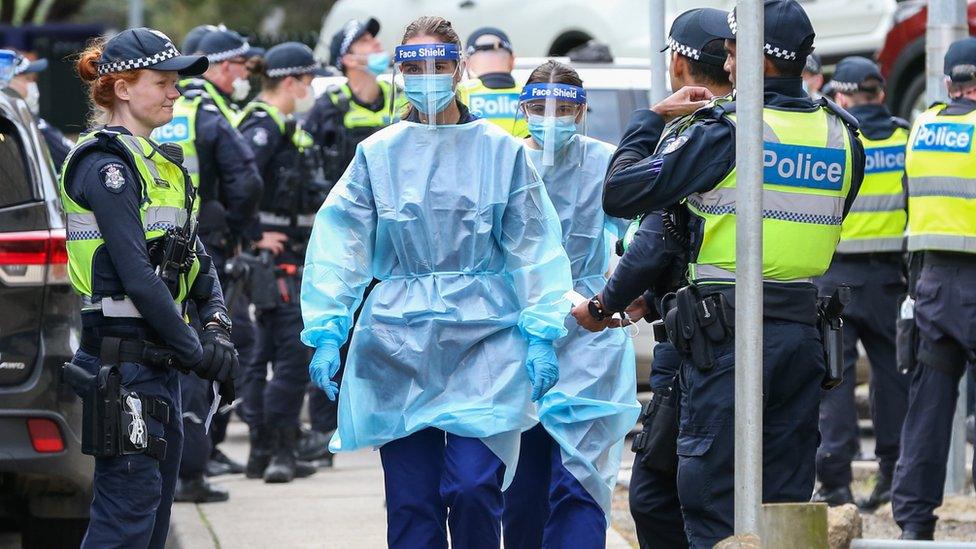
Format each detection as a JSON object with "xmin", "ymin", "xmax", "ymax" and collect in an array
[
  {"xmin": 403, "ymin": 74, "xmax": 456, "ymax": 115},
  {"xmin": 527, "ymin": 114, "xmax": 578, "ymax": 152},
  {"xmin": 367, "ymin": 52, "xmax": 390, "ymax": 76}
]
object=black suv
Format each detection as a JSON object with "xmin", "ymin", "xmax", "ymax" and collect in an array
[{"xmin": 0, "ymin": 87, "xmax": 89, "ymax": 547}]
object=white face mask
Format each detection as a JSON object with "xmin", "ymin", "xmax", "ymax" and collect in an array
[
  {"xmin": 293, "ymin": 83, "xmax": 314, "ymax": 114},
  {"xmin": 25, "ymin": 81, "xmax": 39, "ymax": 114},
  {"xmin": 231, "ymin": 77, "xmax": 251, "ymax": 101}
]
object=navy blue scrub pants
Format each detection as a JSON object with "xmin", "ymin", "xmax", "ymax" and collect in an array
[
  {"xmin": 629, "ymin": 342, "xmax": 687, "ymax": 549},
  {"xmin": 815, "ymin": 256, "xmax": 909, "ymax": 487},
  {"xmin": 380, "ymin": 428, "xmax": 506, "ymax": 549},
  {"xmin": 73, "ymin": 349, "xmax": 183, "ymax": 549},
  {"xmin": 502, "ymin": 425, "xmax": 606, "ymax": 549},
  {"xmin": 892, "ymin": 259, "xmax": 976, "ymax": 533},
  {"xmin": 677, "ymin": 319, "xmax": 824, "ymax": 548}
]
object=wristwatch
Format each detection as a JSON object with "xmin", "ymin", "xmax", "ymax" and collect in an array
[
  {"xmin": 587, "ymin": 296, "xmax": 610, "ymax": 321},
  {"xmin": 206, "ymin": 311, "xmax": 233, "ymax": 334}
]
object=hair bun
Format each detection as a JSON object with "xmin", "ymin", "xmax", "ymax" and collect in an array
[{"xmin": 76, "ymin": 41, "xmax": 104, "ymax": 82}]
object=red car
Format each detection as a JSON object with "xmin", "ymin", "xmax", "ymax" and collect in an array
[{"xmin": 877, "ymin": 0, "xmax": 976, "ymax": 120}]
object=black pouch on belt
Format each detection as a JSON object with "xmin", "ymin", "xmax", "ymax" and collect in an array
[
  {"xmin": 248, "ymin": 251, "xmax": 280, "ymax": 311},
  {"xmin": 634, "ymin": 378, "xmax": 680, "ymax": 475}
]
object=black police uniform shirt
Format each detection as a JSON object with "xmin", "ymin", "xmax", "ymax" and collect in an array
[
  {"xmin": 178, "ymin": 78, "xmax": 262, "ymax": 240},
  {"xmin": 603, "ymin": 77, "xmax": 867, "ymax": 322},
  {"xmin": 37, "ymin": 117, "xmax": 73, "ymax": 172},
  {"xmin": 237, "ymin": 101, "xmax": 313, "ymax": 265},
  {"xmin": 64, "ymin": 127, "xmax": 226, "ymax": 365},
  {"xmin": 304, "ymin": 79, "xmax": 390, "ymax": 181}
]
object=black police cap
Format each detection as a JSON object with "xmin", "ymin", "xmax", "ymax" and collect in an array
[
  {"xmin": 181, "ymin": 24, "xmax": 221, "ymax": 55},
  {"xmin": 97, "ymin": 27, "xmax": 208, "ymax": 76},
  {"xmin": 663, "ymin": 8, "xmax": 730, "ymax": 67},
  {"xmin": 198, "ymin": 29, "xmax": 262, "ymax": 63},
  {"xmin": 804, "ymin": 53, "xmax": 822, "ymax": 75},
  {"xmin": 330, "ymin": 17, "xmax": 381, "ymax": 70},
  {"xmin": 263, "ymin": 42, "xmax": 329, "ymax": 78},
  {"xmin": 944, "ymin": 37, "xmax": 976, "ymax": 83},
  {"xmin": 831, "ymin": 56, "xmax": 885, "ymax": 93},
  {"xmin": 466, "ymin": 27, "xmax": 513, "ymax": 56},
  {"xmin": 701, "ymin": 0, "xmax": 815, "ymax": 63}
]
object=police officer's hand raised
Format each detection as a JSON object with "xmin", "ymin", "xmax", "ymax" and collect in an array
[
  {"xmin": 191, "ymin": 324, "xmax": 239, "ymax": 382},
  {"xmin": 651, "ymin": 86, "xmax": 714, "ymax": 122}
]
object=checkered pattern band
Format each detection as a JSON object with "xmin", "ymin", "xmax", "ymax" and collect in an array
[
  {"xmin": 98, "ymin": 46, "xmax": 180, "ymax": 75},
  {"xmin": 667, "ymin": 37, "xmax": 700, "ymax": 60},
  {"xmin": 14, "ymin": 56, "xmax": 30, "ymax": 76},
  {"xmin": 207, "ymin": 42, "xmax": 251, "ymax": 63},
  {"xmin": 830, "ymin": 81, "xmax": 860, "ymax": 93},
  {"xmin": 267, "ymin": 64, "xmax": 318, "ymax": 78},
  {"xmin": 339, "ymin": 20, "xmax": 360, "ymax": 58},
  {"xmin": 729, "ymin": 10, "xmax": 799, "ymax": 60}
]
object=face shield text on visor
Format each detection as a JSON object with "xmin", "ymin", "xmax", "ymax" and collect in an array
[
  {"xmin": 519, "ymin": 82, "xmax": 586, "ymax": 166},
  {"xmin": 394, "ymin": 43, "xmax": 462, "ymax": 129}
]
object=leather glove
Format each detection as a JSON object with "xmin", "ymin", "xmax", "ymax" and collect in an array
[
  {"xmin": 193, "ymin": 326, "xmax": 238, "ymax": 383},
  {"xmin": 525, "ymin": 337, "xmax": 559, "ymax": 402},
  {"xmin": 309, "ymin": 341, "xmax": 341, "ymax": 401}
]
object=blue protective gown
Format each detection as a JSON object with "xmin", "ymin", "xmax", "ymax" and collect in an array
[
  {"xmin": 529, "ymin": 134, "xmax": 641, "ymax": 520},
  {"xmin": 300, "ymin": 118, "xmax": 573, "ymax": 482}
]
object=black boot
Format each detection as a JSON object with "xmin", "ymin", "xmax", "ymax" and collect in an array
[
  {"xmin": 174, "ymin": 475, "xmax": 229, "ymax": 503},
  {"xmin": 264, "ymin": 425, "xmax": 299, "ymax": 483},
  {"xmin": 246, "ymin": 425, "xmax": 271, "ymax": 479},
  {"xmin": 811, "ymin": 485, "xmax": 854, "ymax": 506},
  {"xmin": 900, "ymin": 528, "xmax": 934, "ymax": 540},
  {"xmin": 210, "ymin": 447, "xmax": 245, "ymax": 475},
  {"xmin": 858, "ymin": 472, "xmax": 892, "ymax": 512}
]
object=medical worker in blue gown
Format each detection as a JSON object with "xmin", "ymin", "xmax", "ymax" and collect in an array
[
  {"xmin": 299, "ymin": 16, "xmax": 572, "ymax": 549},
  {"xmin": 502, "ymin": 60, "xmax": 641, "ymax": 549}
]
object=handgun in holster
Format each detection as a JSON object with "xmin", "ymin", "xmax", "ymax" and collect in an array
[
  {"xmin": 248, "ymin": 250, "xmax": 281, "ymax": 311},
  {"xmin": 631, "ymin": 377, "xmax": 679, "ymax": 475},
  {"xmin": 818, "ymin": 285, "xmax": 851, "ymax": 390},
  {"xmin": 660, "ymin": 285, "xmax": 732, "ymax": 371}
]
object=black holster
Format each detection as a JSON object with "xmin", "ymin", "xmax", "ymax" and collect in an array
[
  {"xmin": 660, "ymin": 285, "xmax": 732, "ymax": 371},
  {"xmin": 62, "ymin": 339, "xmax": 172, "ymax": 460},
  {"xmin": 632, "ymin": 378, "xmax": 679, "ymax": 474},
  {"xmin": 818, "ymin": 285, "xmax": 851, "ymax": 390}
]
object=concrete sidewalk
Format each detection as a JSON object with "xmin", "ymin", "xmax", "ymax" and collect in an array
[{"xmin": 168, "ymin": 421, "xmax": 635, "ymax": 548}]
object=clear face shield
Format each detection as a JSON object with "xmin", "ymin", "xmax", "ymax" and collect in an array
[
  {"xmin": 393, "ymin": 43, "xmax": 462, "ymax": 129},
  {"xmin": 519, "ymin": 82, "xmax": 587, "ymax": 166}
]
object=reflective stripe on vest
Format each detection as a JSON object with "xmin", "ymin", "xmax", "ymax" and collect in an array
[
  {"xmin": 836, "ymin": 128, "xmax": 908, "ymax": 253},
  {"xmin": 458, "ymin": 78, "xmax": 528, "ymax": 137},
  {"xmin": 238, "ymin": 101, "xmax": 314, "ymax": 151},
  {"xmin": 687, "ymin": 106, "xmax": 854, "ymax": 284},
  {"xmin": 58, "ymin": 130, "xmax": 200, "ymax": 303},
  {"xmin": 905, "ymin": 105, "xmax": 976, "ymax": 253}
]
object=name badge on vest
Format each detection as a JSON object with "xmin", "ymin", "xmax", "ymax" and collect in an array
[
  {"xmin": 763, "ymin": 142, "xmax": 846, "ymax": 191},
  {"xmin": 152, "ymin": 116, "xmax": 191, "ymax": 143},
  {"xmin": 864, "ymin": 145, "xmax": 906, "ymax": 174},
  {"xmin": 469, "ymin": 92, "xmax": 520, "ymax": 120},
  {"xmin": 912, "ymin": 122, "xmax": 974, "ymax": 153}
]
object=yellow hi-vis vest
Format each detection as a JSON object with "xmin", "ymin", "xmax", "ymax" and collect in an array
[
  {"xmin": 905, "ymin": 104, "xmax": 976, "ymax": 254},
  {"xmin": 58, "ymin": 130, "xmax": 201, "ymax": 315},
  {"xmin": 687, "ymin": 105, "xmax": 855, "ymax": 284},
  {"xmin": 150, "ymin": 79, "xmax": 238, "ymax": 211},
  {"xmin": 836, "ymin": 127, "xmax": 909, "ymax": 253},
  {"xmin": 326, "ymin": 81, "xmax": 402, "ymax": 129},
  {"xmin": 458, "ymin": 76, "xmax": 528, "ymax": 137}
]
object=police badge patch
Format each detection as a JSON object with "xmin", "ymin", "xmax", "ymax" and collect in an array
[
  {"xmin": 661, "ymin": 135, "xmax": 689, "ymax": 155},
  {"xmin": 100, "ymin": 163, "xmax": 126, "ymax": 193},
  {"xmin": 252, "ymin": 128, "xmax": 269, "ymax": 147}
]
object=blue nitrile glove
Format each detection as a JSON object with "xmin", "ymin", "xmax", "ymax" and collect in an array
[
  {"xmin": 309, "ymin": 340, "xmax": 341, "ymax": 401},
  {"xmin": 525, "ymin": 337, "xmax": 559, "ymax": 402}
]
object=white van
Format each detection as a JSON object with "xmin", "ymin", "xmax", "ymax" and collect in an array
[{"xmin": 316, "ymin": 0, "xmax": 897, "ymax": 66}]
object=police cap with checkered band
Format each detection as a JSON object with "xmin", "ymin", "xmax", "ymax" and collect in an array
[
  {"xmin": 700, "ymin": 0, "xmax": 815, "ymax": 64},
  {"xmin": 97, "ymin": 27, "xmax": 209, "ymax": 76},
  {"xmin": 662, "ymin": 8, "xmax": 731, "ymax": 68}
]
